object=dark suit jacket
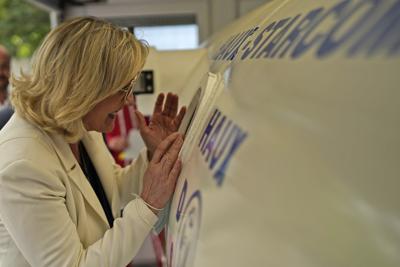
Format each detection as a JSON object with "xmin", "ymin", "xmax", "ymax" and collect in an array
[{"xmin": 0, "ymin": 105, "xmax": 13, "ymax": 130}]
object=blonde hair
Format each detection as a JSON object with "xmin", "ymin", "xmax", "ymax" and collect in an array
[{"xmin": 11, "ymin": 17, "xmax": 148, "ymax": 142}]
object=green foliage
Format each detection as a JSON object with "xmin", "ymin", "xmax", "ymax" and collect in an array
[{"xmin": 0, "ymin": 0, "xmax": 50, "ymax": 58}]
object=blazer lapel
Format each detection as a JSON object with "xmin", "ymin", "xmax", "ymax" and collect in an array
[
  {"xmin": 48, "ymin": 133, "xmax": 110, "ymax": 227},
  {"xmin": 82, "ymin": 132, "xmax": 121, "ymax": 218}
]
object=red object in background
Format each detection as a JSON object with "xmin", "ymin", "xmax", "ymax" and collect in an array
[
  {"xmin": 106, "ymin": 105, "xmax": 137, "ymax": 166},
  {"xmin": 106, "ymin": 105, "xmax": 151, "ymax": 167},
  {"xmin": 107, "ymin": 103, "xmax": 158, "ymax": 267},
  {"xmin": 151, "ymin": 230, "xmax": 166, "ymax": 267}
]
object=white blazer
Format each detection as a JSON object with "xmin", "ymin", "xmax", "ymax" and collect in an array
[{"xmin": 0, "ymin": 114, "xmax": 158, "ymax": 267}]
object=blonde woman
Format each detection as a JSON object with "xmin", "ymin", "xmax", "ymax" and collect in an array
[{"xmin": 0, "ymin": 17, "xmax": 186, "ymax": 267}]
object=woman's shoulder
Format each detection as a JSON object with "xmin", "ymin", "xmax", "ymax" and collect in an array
[{"xmin": 0, "ymin": 114, "xmax": 55, "ymax": 168}]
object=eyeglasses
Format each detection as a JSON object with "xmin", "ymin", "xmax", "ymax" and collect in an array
[{"xmin": 120, "ymin": 73, "xmax": 140, "ymax": 102}]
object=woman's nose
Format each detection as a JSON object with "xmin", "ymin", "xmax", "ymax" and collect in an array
[{"xmin": 125, "ymin": 93, "xmax": 135, "ymax": 105}]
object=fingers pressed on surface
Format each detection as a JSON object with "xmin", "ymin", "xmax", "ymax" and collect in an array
[
  {"xmin": 153, "ymin": 93, "xmax": 165, "ymax": 114},
  {"xmin": 163, "ymin": 92, "xmax": 174, "ymax": 117},
  {"xmin": 170, "ymin": 94, "xmax": 178, "ymax": 117},
  {"xmin": 168, "ymin": 159, "xmax": 182, "ymax": 182},
  {"xmin": 176, "ymin": 106, "xmax": 187, "ymax": 126},
  {"xmin": 135, "ymin": 110, "xmax": 148, "ymax": 132},
  {"xmin": 151, "ymin": 132, "xmax": 180, "ymax": 163},
  {"xmin": 161, "ymin": 135, "xmax": 183, "ymax": 171}
]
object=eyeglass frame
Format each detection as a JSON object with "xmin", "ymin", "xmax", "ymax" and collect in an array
[{"xmin": 120, "ymin": 73, "xmax": 140, "ymax": 101}]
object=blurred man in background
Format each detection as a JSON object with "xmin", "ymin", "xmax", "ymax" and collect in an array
[
  {"xmin": 0, "ymin": 45, "xmax": 10, "ymax": 107},
  {"xmin": 0, "ymin": 45, "xmax": 13, "ymax": 130}
]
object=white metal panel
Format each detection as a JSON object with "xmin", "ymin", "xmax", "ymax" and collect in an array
[
  {"xmin": 239, "ymin": 0, "xmax": 272, "ymax": 16},
  {"xmin": 164, "ymin": 0, "xmax": 400, "ymax": 266}
]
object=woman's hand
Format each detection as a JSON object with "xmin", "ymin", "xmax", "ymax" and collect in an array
[
  {"xmin": 140, "ymin": 132, "xmax": 183, "ymax": 215},
  {"xmin": 135, "ymin": 93, "xmax": 186, "ymax": 161}
]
